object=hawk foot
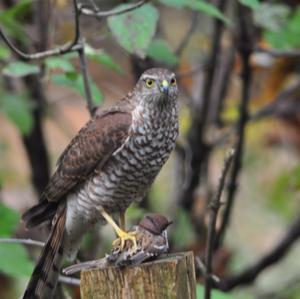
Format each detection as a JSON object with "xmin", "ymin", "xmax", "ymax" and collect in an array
[{"xmin": 112, "ymin": 230, "xmax": 137, "ymax": 252}]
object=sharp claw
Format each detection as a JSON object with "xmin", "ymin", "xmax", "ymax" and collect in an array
[{"xmin": 112, "ymin": 230, "xmax": 137, "ymax": 251}]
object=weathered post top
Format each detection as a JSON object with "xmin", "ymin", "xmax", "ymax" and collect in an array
[{"xmin": 80, "ymin": 251, "xmax": 196, "ymax": 299}]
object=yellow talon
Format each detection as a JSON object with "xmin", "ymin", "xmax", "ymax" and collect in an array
[
  {"xmin": 112, "ymin": 230, "xmax": 137, "ymax": 251},
  {"xmin": 98, "ymin": 208, "xmax": 138, "ymax": 251}
]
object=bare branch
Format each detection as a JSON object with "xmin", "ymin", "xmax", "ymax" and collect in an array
[
  {"xmin": 215, "ymin": 4, "xmax": 254, "ymax": 248},
  {"xmin": 175, "ymin": 12, "xmax": 199, "ymax": 56},
  {"xmin": 178, "ymin": 0, "xmax": 229, "ymax": 211},
  {"xmin": 58, "ymin": 275, "xmax": 80, "ymax": 286},
  {"xmin": 212, "ymin": 214, "xmax": 300, "ymax": 292},
  {"xmin": 0, "ymin": 0, "xmax": 81, "ymax": 60},
  {"xmin": 78, "ymin": 0, "xmax": 147, "ymax": 18},
  {"xmin": 78, "ymin": 42, "xmax": 94, "ymax": 115},
  {"xmin": 0, "ymin": 238, "xmax": 44, "ymax": 247},
  {"xmin": 255, "ymin": 46, "xmax": 300, "ymax": 58},
  {"xmin": 204, "ymin": 149, "xmax": 235, "ymax": 299}
]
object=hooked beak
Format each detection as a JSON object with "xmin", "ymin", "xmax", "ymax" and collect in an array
[{"xmin": 160, "ymin": 80, "xmax": 169, "ymax": 95}]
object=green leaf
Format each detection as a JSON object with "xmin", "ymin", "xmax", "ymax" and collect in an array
[
  {"xmin": 0, "ymin": 203, "xmax": 19, "ymax": 237},
  {"xmin": 160, "ymin": 0, "xmax": 230, "ymax": 24},
  {"xmin": 239, "ymin": 0, "xmax": 260, "ymax": 10},
  {"xmin": 0, "ymin": 243, "xmax": 34, "ymax": 277},
  {"xmin": 3, "ymin": 62, "xmax": 40, "ymax": 77},
  {"xmin": 0, "ymin": 93, "xmax": 33, "ymax": 135},
  {"xmin": 0, "ymin": 204, "xmax": 33, "ymax": 278},
  {"xmin": 187, "ymin": 1, "xmax": 230, "ymax": 25},
  {"xmin": 51, "ymin": 72, "xmax": 103, "ymax": 105},
  {"xmin": 44, "ymin": 56, "xmax": 74, "ymax": 72},
  {"xmin": 93, "ymin": 53, "xmax": 122, "ymax": 73},
  {"xmin": 196, "ymin": 284, "xmax": 234, "ymax": 299},
  {"xmin": 147, "ymin": 39, "xmax": 178, "ymax": 66},
  {"xmin": 264, "ymin": 7, "xmax": 300, "ymax": 50},
  {"xmin": 0, "ymin": 0, "xmax": 32, "ymax": 42},
  {"xmin": 84, "ymin": 44, "xmax": 122, "ymax": 73},
  {"xmin": 2, "ymin": 0, "xmax": 33, "ymax": 18},
  {"xmin": 0, "ymin": 46, "xmax": 11, "ymax": 60},
  {"xmin": 253, "ymin": 3, "xmax": 290, "ymax": 31},
  {"xmin": 107, "ymin": 3, "xmax": 159, "ymax": 57}
]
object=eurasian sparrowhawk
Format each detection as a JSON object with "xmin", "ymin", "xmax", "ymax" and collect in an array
[{"xmin": 22, "ymin": 68, "xmax": 179, "ymax": 298}]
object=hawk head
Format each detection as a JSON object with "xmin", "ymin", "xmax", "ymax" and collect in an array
[{"xmin": 134, "ymin": 68, "xmax": 178, "ymax": 107}]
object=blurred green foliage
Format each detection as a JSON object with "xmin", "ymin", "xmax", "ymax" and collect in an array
[
  {"xmin": 268, "ymin": 165, "xmax": 300, "ymax": 219},
  {"xmin": 0, "ymin": 203, "xmax": 34, "ymax": 277},
  {"xmin": 196, "ymin": 284, "xmax": 234, "ymax": 299},
  {"xmin": 0, "ymin": 93, "xmax": 33, "ymax": 135},
  {"xmin": 159, "ymin": 0, "xmax": 230, "ymax": 24},
  {"xmin": 147, "ymin": 39, "xmax": 178, "ymax": 66},
  {"xmin": 239, "ymin": 0, "xmax": 260, "ymax": 10},
  {"xmin": 108, "ymin": 3, "xmax": 159, "ymax": 57},
  {"xmin": 3, "ymin": 61, "xmax": 40, "ymax": 77},
  {"xmin": 51, "ymin": 72, "xmax": 104, "ymax": 106},
  {"xmin": 264, "ymin": 7, "xmax": 300, "ymax": 49}
]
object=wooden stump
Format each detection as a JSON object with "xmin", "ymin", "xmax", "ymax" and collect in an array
[{"xmin": 80, "ymin": 251, "xmax": 196, "ymax": 299}]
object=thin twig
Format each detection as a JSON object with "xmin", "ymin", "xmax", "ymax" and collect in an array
[
  {"xmin": 175, "ymin": 12, "xmax": 199, "ymax": 56},
  {"xmin": 78, "ymin": 41, "xmax": 94, "ymax": 115},
  {"xmin": 211, "ymin": 214, "xmax": 300, "ymax": 292},
  {"xmin": 0, "ymin": 0, "xmax": 81, "ymax": 60},
  {"xmin": 0, "ymin": 238, "xmax": 44, "ymax": 247},
  {"xmin": 195, "ymin": 256, "xmax": 221, "ymax": 284},
  {"xmin": 78, "ymin": 0, "xmax": 147, "ymax": 18},
  {"xmin": 254, "ymin": 46, "xmax": 300, "ymax": 58},
  {"xmin": 204, "ymin": 150, "xmax": 235, "ymax": 299},
  {"xmin": 179, "ymin": 0, "xmax": 229, "ymax": 211},
  {"xmin": 209, "ymin": 44, "xmax": 235, "ymax": 125},
  {"xmin": 215, "ymin": 3, "xmax": 253, "ymax": 248},
  {"xmin": 58, "ymin": 275, "xmax": 80, "ymax": 286}
]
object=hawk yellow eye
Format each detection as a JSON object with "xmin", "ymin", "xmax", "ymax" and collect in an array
[
  {"xmin": 170, "ymin": 77, "xmax": 176, "ymax": 86},
  {"xmin": 145, "ymin": 78, "xmax": 154, "ymax": 88}
]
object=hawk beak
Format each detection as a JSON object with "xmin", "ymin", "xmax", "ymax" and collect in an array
[{"xmin": 160, "ymin": 80, "xmax": 169, "ymax": 94}]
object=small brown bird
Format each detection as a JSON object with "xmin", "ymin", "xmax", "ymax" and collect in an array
[
  {"xmin": 22, "ymin": 68, "xmax": 178, "ymax": 298},
  {"xmin": 63, "ymin": 214, "xmax": 172, "ymax": 275}
]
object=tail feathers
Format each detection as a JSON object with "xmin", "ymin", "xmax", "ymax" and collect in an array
[
  {"xmin": 23, "ymin": 205, "xmax": 66, "ymax": 299},
  {"xmin": 22, "ymin": 201, "xmax": 58, "ymax": 229}
]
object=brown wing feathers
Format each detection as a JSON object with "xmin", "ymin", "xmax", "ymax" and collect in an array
[
  {"xmin": 22, "ymin": 109, "xmax": 132, "ymax": 298},
  {"xmin": 42, "ymin": 111, "xmax": 132, "ymax": 203},
  {"xmin": 22, "ymin": 111, "xmax": 132, "ymax": 228}
]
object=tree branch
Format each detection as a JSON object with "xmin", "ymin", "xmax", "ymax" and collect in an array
[
  {"xmin": 78, "ymin": 0, "xmax": 147, "ymax": 18},
  {"xmin": 0, "ymin": 238, "xmax": 44, "ymax": 247},
  {"xmin": 0, "ymin": 0, "xmax": 81, "ymax": 60},
  {"xmin": 254, "ymin": 46, "xmax": 300, "ymax": 58},
  {"xmin": 215, "ymin": 3, "xmax": 253, "ymax": 248},
  {"xmin": 212, "ymin": 214, "xmax": 300, "ymax": 291},
  {"xmin": 175, "ymin": 12, "xmax": 199, "ymax": 56},
  {"xmin": 178, "ymin": 0, "xmax": 229, "ymax": 212},
  {"xmin": 58, "ymin": 275, "xmax": 80, "ymax": 286},
  {"xmin": 78, "ymin": 42, "xmax": 95, "ymax": 115},
  {"xmin": 204, "ymin": 150, "xmax": 235, "ymax": 299}
]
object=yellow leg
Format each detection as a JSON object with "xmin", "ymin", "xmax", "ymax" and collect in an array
[
  {"xmin": 99, "ymin": 208, "xmax": 137, "ymax": 251},
  {"xmin": 119, "ymin": 211, "xmax": 126, "ymax": 231}
]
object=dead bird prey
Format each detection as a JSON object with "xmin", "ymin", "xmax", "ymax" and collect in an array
[{"xmin": 63, "ymin": 214, "xmax": 172, "ymax": 275}]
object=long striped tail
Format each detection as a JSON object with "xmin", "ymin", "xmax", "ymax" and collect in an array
[{"xmin": 23, "ymin": 205, "xmax": 66, "ymax": 299}]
